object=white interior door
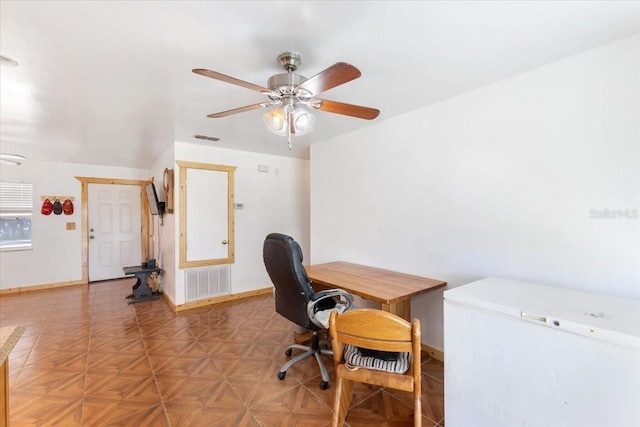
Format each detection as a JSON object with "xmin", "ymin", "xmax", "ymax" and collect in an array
[
  {"xmin": 88, "ymin": 184, "xmax": 142, "ymax": 281},
  {"xmin": 186, "ymin": 168, "xmax": 228, "ymax": 261}
]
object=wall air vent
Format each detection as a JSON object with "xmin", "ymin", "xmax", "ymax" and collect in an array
[{"xmin": 185, "ymin": 265, "xmax": 231, "ymax": 302}]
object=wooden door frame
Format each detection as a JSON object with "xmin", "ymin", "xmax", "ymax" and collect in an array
[
  {"xmin": 175, "ymin": 161, "xmax": 236, "ymax": 269},
  {"xmin": 75, "ymin": 177, "xmax": 152, "ymax": 283}
]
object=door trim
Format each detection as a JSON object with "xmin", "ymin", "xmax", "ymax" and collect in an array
[
  {"xmin": 75, "ymin": 176, "xmax": 152, "ymax": 283},
  {"xmin": 175, "ymin": 161, "xmax": 236, "ymax": 269}
]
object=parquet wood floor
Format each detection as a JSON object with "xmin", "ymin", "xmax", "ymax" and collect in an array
[{"xmin": 0, "ymin": 279, "xmax": 445, "ymax": 426}]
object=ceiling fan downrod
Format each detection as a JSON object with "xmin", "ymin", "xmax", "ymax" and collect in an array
[{"xmin": 278, "ymin": 53, "xmax": 301, "ymax": 150}]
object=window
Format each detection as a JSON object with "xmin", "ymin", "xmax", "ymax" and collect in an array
[{"xmin": 0, "ymin": 181, "xmax": 33, "ymax": 250}]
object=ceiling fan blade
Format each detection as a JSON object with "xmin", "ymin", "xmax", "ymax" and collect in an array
[
  {"xmin": 207, "ymin": 102, "xmax": 273, "ymax": 118},
  {"xmin": 296, "ymin": 62, "xmax": 361, "ymax": 96},
  {"xmin": 311, "ymin": 99, "xmax": 380, "ymax": 120},
  {"xmin": 193, "ymin": 69, "xmax": 272, "ymax": 94}
]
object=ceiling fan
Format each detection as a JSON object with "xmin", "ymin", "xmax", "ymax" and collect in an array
[{"xmin": 193, "ymin": 52, "xmax": 380, "ymax": 149}]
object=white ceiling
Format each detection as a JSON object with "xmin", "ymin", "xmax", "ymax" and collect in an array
[{"xmin": 1, "ymin": 1, "xmax": 639, "ymax": 169}]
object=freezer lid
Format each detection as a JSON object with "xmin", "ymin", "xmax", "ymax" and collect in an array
[{"xmin": 444, "ymin": 277, "xmax": 640, "ymax": 350}]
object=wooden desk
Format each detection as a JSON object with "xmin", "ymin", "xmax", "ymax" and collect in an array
[
  {"xmin": 306, "ymin": 262, "xmax": 446, "ymax": 321},
  {"xmin": 1, "ymin": 325, "xmax": 24, "ymax": 427}
]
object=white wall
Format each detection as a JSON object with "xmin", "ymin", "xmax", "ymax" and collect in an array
[
  {"xmin": 0, "ymin": 160, "xmax": 150, "ymax": 289},
  {"xmin": 310, "ymin": 34, "xmax": 640, "ymax": 351},
  {"xmin": 171, "ymin": 142, "xmax": 310, "ymax": 305},
  {"xmin": 0, "ymin": 140, "xmax": 310, "ymax": 304},
  {"xmin": 149, "ymin": 144, "xmax": 176, "ymax": 302}
]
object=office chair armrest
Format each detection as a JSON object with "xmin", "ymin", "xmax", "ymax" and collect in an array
[{"xmin": 307, "ymin": 289, "xmax": 355, "ymax": 329}]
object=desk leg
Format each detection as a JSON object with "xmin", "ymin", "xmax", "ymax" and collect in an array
[
  {"xmin": 381, "ymin": 300, "xmax": 411, "ymax": 321},
  {"xmin": 127, "ymin": 273, "xmax": 156, "ymax": 304},
  {"xmin": 1, "ymin": 359, "xmax": 8, "ymax": 427}
]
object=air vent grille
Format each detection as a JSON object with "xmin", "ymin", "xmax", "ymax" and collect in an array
[
  {"xmin": 185, "ymin": 265, "xmax": 231, "ymax": 302},
  {"xmin": 194, "ymin": 134, "xmax": 220, "ymax": 142}
]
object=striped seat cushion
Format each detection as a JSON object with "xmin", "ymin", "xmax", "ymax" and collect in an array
[{"xmin": 343, "ymin": 344, "xmax": 411, "ymax": 374}]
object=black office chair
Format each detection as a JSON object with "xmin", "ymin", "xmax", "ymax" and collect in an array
[{"xmin": 263, "ymin": 232, "xmax": 354, "ymax": 389}]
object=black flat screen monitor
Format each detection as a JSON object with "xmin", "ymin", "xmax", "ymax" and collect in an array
[{"xmin": 145, "ymin": 182, "xmax": 164, "ymax": 215}]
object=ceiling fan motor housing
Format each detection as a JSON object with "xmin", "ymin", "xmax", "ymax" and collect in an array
[
  {"xmin": 268, "ymin": 52, "xmax": 313, "ymax": 100},
  {"xmin": 267, "ymin": 73, "xmax": 308, "ymax": 93}
]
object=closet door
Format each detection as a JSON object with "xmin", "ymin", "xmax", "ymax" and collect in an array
[{"xmin": 177, "ymin": 161, "xmax": 236, "ymax": 269}]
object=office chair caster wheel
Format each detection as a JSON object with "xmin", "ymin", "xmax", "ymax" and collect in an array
[
  {"xmin": 285, "ymin": 348, "xmax": 293, "ymax": 357},
  {"xmin": 278, "ymin": 371, "xmax": 286, "ymax": 380},
  {"xmin": 320, "ymin": 381, "xmax": 328, "ymax": 390}
]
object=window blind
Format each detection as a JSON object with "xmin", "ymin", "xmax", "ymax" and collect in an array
[{"xmin": 0, "ymin": 181, "xmax": 34, "ymax": 216}]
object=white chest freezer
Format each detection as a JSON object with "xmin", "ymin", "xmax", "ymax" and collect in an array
[{"xmin": 443, "ymin": 277, "xmax": 640, "ymax": 427}]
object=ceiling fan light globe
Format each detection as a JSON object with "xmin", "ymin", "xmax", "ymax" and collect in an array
[
  {"xmin": 263, "ymin": 106, "xmax": 315, "ymax": 137},
  {"xmin": 263, "ymin": 108, "xmax": 287, "ymax": 136},
  {"xmin": 293, "ymin": 108, "xmax": 315, "ymax": 135}
]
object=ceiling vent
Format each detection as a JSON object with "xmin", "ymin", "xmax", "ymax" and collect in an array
[{"xmin": 194, "ymin": 134, "xmax": 220, "ymax": 142}]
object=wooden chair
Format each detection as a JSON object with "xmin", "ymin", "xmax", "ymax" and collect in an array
[{"xmin": 328, "ymin": 308, "xmax": 422, "ymax": 426}]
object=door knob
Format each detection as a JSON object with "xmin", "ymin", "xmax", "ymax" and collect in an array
[
  {"xmin": 89, "ymin": 235, "xmax": 95, "ymax": 239},
  {"xmin": 221, "ymin": 240, "xmax": 228, "ymax": 245}
]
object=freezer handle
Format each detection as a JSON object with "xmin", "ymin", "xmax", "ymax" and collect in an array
[{"xmin": 521, "ymin": 311, "xmax": 548, "ymax": 323}]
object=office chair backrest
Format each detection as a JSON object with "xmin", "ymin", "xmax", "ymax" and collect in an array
[{"xmin": 263, "ymin": 233, "xmax": 316, "ymax": 330}]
